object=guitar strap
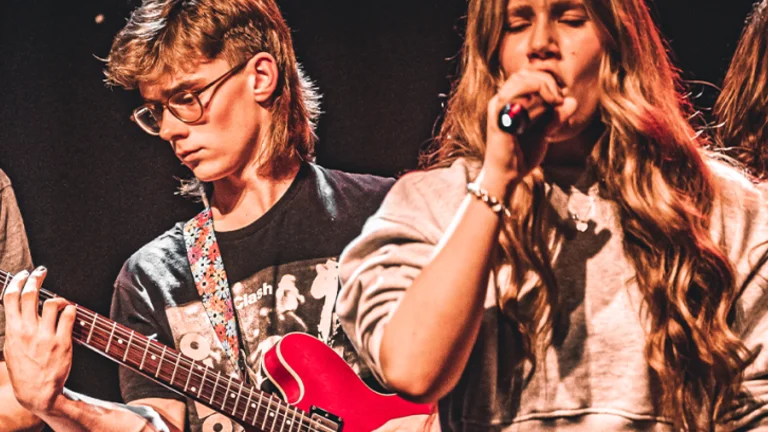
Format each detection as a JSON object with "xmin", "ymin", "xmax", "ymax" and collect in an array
[{"xmin": 183, "ymin": 208, "xmax": 250, "ymax": 381}]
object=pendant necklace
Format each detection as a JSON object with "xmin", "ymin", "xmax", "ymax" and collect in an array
[{"xmin": 568, "ymin": 193, "xmax": 595, "ymax": 233}]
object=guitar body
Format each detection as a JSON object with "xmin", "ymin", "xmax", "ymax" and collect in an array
[{"xmin": 261, "ymin": 333, "xmax": 432, "ymax": 432}]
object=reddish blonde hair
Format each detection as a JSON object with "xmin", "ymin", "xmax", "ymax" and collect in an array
[{"xmin": 714, "ymin": 0, "xmax": 768, "ymax": 179}]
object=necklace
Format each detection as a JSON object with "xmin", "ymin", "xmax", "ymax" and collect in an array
[{"xmin": 567, "ymin": 193, "xmax": 595, "ymax": 233}]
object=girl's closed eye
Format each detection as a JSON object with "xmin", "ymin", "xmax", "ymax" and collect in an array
[
  {"xmin": 559, "ymin": 14, "xmax": 588, "ymax": 27},
  {"xmin": 504, "ymin": 20, "xmax": 530, "ymax": 33}
]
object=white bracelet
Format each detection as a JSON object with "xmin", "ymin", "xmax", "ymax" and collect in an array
[{"xmin": 467, "ymin": 182, "xmax": 512, "ymax": 218}]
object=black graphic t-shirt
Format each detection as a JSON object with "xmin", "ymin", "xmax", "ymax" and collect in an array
[{"xmin": 110, "ymin": 163, "xmax": 394, "ymax": 432}]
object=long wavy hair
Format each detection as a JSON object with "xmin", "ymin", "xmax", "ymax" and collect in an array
[
  {"xmin": 713, "ymin": 0, "xmax": 768, "ymax": 179},
  {"xmin": 426, "ymin": 0, "xmax": 751, "ymax": 428}
]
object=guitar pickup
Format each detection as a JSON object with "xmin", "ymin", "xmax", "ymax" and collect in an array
[{"xmin": 310, "ymin": 406, "xmax": 343, "ymax": 431}]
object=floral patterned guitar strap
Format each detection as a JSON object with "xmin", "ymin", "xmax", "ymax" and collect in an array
[{"xmin": 183, "ymin": 208, "xmax": 242, "ymax": 373}]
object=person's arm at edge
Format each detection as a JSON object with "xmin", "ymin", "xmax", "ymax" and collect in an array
[
  {"xmin": 33, "ymin": 390, "xmax": 186, "ymax": 432},
  {"xmin": 1, "ymin": 359, "xmax": 188, "ymax": 432},
  {"xmin": 0, "ymin": 173, "xmax": 45, "ymax": 431},
  {"xmin": 0, "ymin": 359, "xmax": 44, "ymax": 431}
]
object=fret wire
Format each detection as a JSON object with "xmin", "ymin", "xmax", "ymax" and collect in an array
[
  {"xmin": 296, "ymin": 410, "xmax": 307, "ymax": 432},
  {"xmin": 270, "ymin": 393, "xmax": 279, "ymax": 431},
  {"xmin": 233, "ymin": 383, "xmax": 243, "ymax": 418},
  {"xmin": 243, "ymin": 388, "xmax": 253, "ymax": 422},
  {"xmin": 155, "ymin": 345, "xmax": 167, "ymax": 378},
  {"xmin": 289, "ymin": 406, "xmax": 298, "ymax": 432},
  {"xmin": 202, "ymin": 366, "xmax": 217, "ymax": 404},
  {"xmin": 85, "ymin": 310, "xmax": 98, "ymax": 344},
  {"xmin": 291, "ymin": 405, "xmax": 306, "ymax": 432},
  {"xmin": 262, "ymin": 391, "xmax": 288, "ymax": 429},
  {"xmin": 122, "ymin": 331, "xmax": 134, "ymax": 363},
  {"xmin": 261, "ymin": 393, "xmax": 270, "ymax": 429},
  {"xmin": 139, "ymin": 334, "xmax": 151, "ymax": 370},
  {"xmin": 280, "ymin": 404, "xmax": 288, "ymax": 432},
  {"xmin": 252, "ymin": 389, "xmax": 264, "ymax": 426},
  {"xmin": 183, "ymin": 359, "xmax": 194, "ymax": 392},
  {"xmin": 222, "ymin": 376, "xmax": 233, "ymax": 411},
  {"xmin": 210, "ymin": 371, "xmax": 221, "ymax": 405},
  {"xmin": 281, "ymin": 403, "xmax": 288, "ymax": 432},
  {"xmin": 170, "ymin": 351, "xmax": 182, "ymax": 385},
  {"xmin": 105, "ymin": 321, "xmax": 117, "ymax": 354},
  {"xmin": 198, "ymin": 364, "xmax": 208, "ymax": 398}
]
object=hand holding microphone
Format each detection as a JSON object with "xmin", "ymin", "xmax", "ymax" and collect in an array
[
  {"xmin": 493, "ymin": 69, "xmax": 579, "ymax": 142},
  {"xmin": 496, "ymin": 69, "xmax": 567, "ymax": 136},
  {"xmin": 497, "ymin": 98, "xmax": 556, "ymax": 136},
  {"xmin": 481, "ymin": 69, "xmax": 578, "ymax": 194}
]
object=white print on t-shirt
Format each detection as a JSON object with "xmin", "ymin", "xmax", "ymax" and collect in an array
[
  {"xmin": 276, "ymin": 274, "xmax": 305, "ymax": 313},
  {"xmin": 232, "ymin": 281, "xmax": 273, "ymax": 310},
  {"xmin": 201, "ymin": 414, "xmax": 233, "ymax": 432},
  {"xmin": 273, "ymin": 274, "xmax": 308, "ymax": 334},
  {"xmin": 309, "ymin": 259, "xmax": 339, "ymax": 344},
  {"xmin": 252, "ymin": 334, "xmax": 282, "ymax": 389}
]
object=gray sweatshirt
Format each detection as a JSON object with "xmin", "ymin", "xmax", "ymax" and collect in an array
[{"xmin": 337, "ymin": 158, "xmax": 768, "ymax": 431}]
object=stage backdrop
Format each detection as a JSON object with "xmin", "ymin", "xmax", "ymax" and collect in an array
[{"xmin": 0, "ymin": 0, "xmax": 759, "ymax": 411}]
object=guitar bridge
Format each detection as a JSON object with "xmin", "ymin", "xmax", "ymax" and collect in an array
[{"xmin": 309, "ymin": 406, "xmax": 343, "ymax": 431}]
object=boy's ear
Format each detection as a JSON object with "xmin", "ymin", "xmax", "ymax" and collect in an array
[{"xmin": 247, "ymin": 52, "xmax": 279, "ymax": 103}]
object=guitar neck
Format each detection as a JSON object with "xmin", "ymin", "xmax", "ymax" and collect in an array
[{"xmin": 0, "ymin": 270, "xmax": 319, "ymax": 432}]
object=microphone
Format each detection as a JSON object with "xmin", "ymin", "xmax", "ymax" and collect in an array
[{"xmin": 497, "ymin": 102, "xmax": 555, "ymax": 136}]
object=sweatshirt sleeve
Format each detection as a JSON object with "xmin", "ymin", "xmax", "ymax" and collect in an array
[
  {"xmin": 710, "ymin": 166, "xmax": 768, "ymax": 430},
  {"xmin": 336, "ymin": 162, "xmax": 469, "ymax": 387},
  {"xmin": 0, "ymin": 171, "xmax": 33, "ymax": 352}
]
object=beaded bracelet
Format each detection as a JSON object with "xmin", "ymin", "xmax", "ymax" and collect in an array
[{"xmin": 467, "ymin": 182, "xmax": 512, "ymax": 218}]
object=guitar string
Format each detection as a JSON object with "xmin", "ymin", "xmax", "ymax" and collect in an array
[{"xmin": 0, "ymin": 273, "xmax": 324, "ymax": 432}]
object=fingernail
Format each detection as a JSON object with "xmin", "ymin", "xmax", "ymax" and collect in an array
[{"xmin": 36, "ymin": 266, "xmax": 47, "ymax": 273}]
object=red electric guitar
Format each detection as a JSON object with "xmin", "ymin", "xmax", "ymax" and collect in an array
[{"xmin": 0, "ymin": 270, "xmax": 431, "ymax": 431}]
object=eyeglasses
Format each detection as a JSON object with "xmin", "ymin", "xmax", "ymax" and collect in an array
[{"xmin": 132, "ymin": 60, "xmax": 249, "ymax": 136}]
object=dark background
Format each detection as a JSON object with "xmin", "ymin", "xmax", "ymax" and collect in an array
[{"xmin": 0, "ymin": 0, "xmax": 759, "ymax": 407}]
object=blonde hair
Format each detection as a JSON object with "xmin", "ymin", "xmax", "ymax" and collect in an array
[
  {"xmin": 105, "ymin": 0, "xmax": 320, "ymax": 195},
  {"xmin": 427, "ymin": 0, "xmax": 751, "ymax": 428},
  {"xmin": 713, "ymin": 0, "xmax": 768, "ymax": 179}
]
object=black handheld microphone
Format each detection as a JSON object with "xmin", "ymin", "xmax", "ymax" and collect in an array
[{"xmin": 497, "ymin": 102, "xmax": 555, "ymax": 136}]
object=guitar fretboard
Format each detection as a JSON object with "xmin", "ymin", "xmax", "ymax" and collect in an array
[{"xmin": 0, "ymin": 270, "xmax": 332, "ymax": 432}]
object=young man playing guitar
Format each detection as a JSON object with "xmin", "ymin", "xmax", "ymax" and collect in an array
[{"xmin": 1, "ymin": 0, "xmax": 431, "ymax": 430}]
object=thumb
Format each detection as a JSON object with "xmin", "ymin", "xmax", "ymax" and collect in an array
[{"xmin": 555, "ymin": 96, "xmax": 579, "ymax": 125}]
